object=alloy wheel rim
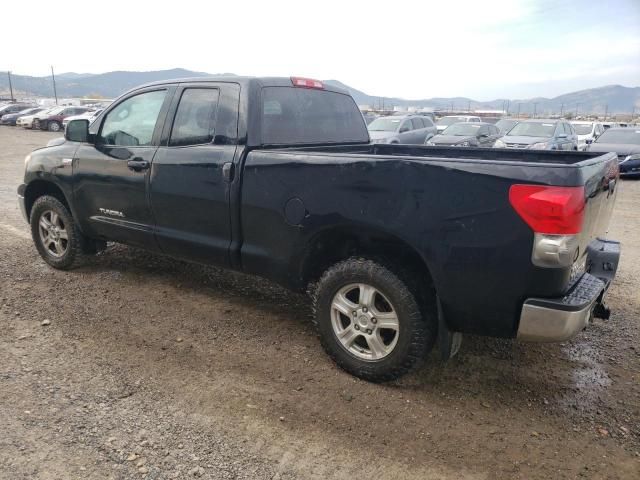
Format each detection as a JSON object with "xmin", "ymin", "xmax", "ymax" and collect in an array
[
  {"xmin": 38, "ymin": 210, "xmax": 69, "ymax": 257},
  {"xmin": 330, "ymin": 283, "xmax": 400, "ymax": 361}
]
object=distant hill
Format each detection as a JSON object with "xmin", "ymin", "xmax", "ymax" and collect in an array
[{"xmin": 1, "ymin": 69, "xmax": 638, "ymax": 115}]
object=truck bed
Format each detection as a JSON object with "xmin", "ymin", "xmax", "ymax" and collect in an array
[{"xmin": 239, "ymin": 145, "xmax": 618, "ymax": 338}]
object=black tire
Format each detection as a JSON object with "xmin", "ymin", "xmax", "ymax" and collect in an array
[
  {"xmin": 48, "ymin": 121, "xmax": 61, "ymax": 132},
  {"xmin": 311, "ymin": 258, "xmax": 436, "ymax": 382},
  {"xmin": 33, "ymin": 119, "xmax": 40, "ymax": 130},
  {"xmin": 30, "ymin": 195, "xmax": 87, "ymax": 270}
]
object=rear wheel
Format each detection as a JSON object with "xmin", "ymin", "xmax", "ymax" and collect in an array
[{"xmin": 312, "ymin": 258, "xmax": 436, "ymax": 382}]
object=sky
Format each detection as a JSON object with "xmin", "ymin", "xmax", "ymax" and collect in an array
[{"xmin": 2, "ymin": 0, "xmax": 639, "ymax": 101}]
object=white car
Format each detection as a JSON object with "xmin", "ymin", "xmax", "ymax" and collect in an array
[
  {"xmin": 435, "ymin": 115, "xmax": 482, "ymax": 133},
  {"xmin": 62, "ymin": 109, "xmax": 103, "ymax": 129},
  {"xmin": 17, "ymin": 106, "xmax": 64, "ymax": 129},
  {"xmin": 571, "ymin": 121, "xmax": 605, "ymax": 151}
]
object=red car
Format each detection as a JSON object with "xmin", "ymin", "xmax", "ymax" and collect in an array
[{"xmin": 36, "ymin": 106, "xmax": 91, "ymax": 132}]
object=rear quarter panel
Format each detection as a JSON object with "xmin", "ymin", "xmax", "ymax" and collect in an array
[{"xmin": 239, "ymin": 151, "xmax": 608, "ymax": 337}]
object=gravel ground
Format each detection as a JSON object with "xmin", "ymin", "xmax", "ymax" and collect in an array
[{"xmin": 0, "ymin": 127, "xmax": 638, "ymax": 480}]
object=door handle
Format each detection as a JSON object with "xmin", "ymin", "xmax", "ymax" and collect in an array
[
  {"xmin": 222, "ymin": 162, "xmax": 235, "ymax": 182},
  {"xmin": 127, "ymin": 159, "xmax": 150, "ymax": 171}
]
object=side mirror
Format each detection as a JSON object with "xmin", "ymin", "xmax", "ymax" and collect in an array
[
  {"xmin": 479, "ymin": 133, "xmax": 489, "ymax": 138},
  {"xmin": 65, "ymin": 119, "xmax": 89, "ymax": 143},
  {"xmin": 557, "ymin": 133, "xmax": 568, "ymax": 139},
  {"xmin": 399, "ymin": 127, "xmax": 409, "ymax": 133}
]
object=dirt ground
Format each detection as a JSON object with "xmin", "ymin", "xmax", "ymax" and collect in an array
[{"xmin": 0, "ymin": 127, "xmax": 638, "ymax": 480}]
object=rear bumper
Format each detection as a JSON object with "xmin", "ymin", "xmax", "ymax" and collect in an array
[{"xmin": 517, "ymin": 238, "xmax": 620, "ymax": 342}]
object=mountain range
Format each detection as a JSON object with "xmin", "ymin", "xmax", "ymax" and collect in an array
[{"xmin": 1, "ymin": 68, "xmax": 638, "ymax": 115}]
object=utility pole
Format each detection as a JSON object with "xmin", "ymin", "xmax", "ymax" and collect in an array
[
  {"xmin": 51, "ymin": 66, "xmax": 58, "ymax": 105},
  {"xmin": 604, "ymin": 104, "xmax": 608, "ymax": 121},
  {"xmin": 7, "ymin": 71, "xmax": 14, "ymax": 102},
  {"xmin": 575, "ymin": 103, "xmax": 579, "ymax": 118},
  {"xmin": 517, "ymin": 103, "xmax": 521, "ymax": 119},
  {"xmin": 533, "ymin": 102, "xmax": 538, "ymax": 119},
  {"xmin": 467, "ymin": 100, "xmax": 471, "ymax": 113},
  {"xmin": 560, "ymin": 103, "xmax": 564, "ymax": 118}
]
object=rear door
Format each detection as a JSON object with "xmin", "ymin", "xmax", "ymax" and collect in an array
[
  {"xmin": 150, "ymin": 82, "xmax": 240, "ymax": 266},
  {"xmin": 73, "ymin": 86, "xmax": 174, "ymax": 247}
]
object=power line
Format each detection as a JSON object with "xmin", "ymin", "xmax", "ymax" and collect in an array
[
  {"xmin": 7, "ymin": 71, "xmax": 14, "ymax": 102},
  {"xmin": 51, "ymin": 66, "xmax": 58, "ymax": 105}
]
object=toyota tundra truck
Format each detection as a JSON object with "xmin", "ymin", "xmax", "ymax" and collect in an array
[{"xmin": 18, "ymin": 76, "xmax": 621, "ymax": 382}]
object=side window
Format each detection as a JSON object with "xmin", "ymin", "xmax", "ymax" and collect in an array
[
  {"xmin": 411, "ymin": 118, "xmax": 424, "ymax": 129},
  {"xmin": 423, "ymin": 117, "xmax": 434, "ymax": 127},
  {"xmin": 169, "ymin": 88, "xmax": 220, "ymax": 146},
  {"xmin": 400, "ymin": 120, "xmax": 412, "ymax": 132},
  {"xmin": 100, "ymin": 90, "xmax": 167, "ymax": 146},
  {"xmin": 478, "ymin": 125, "xmax": 489, "ymax": 136}
]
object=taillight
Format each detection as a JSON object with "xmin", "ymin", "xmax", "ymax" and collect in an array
[
  {"xmin": 290, "ymin": 77, "xmax": 324, "ymax": 89},
  {"xmin": 509, "ymin": 185, "xmax": 585, "ymax": 235}
]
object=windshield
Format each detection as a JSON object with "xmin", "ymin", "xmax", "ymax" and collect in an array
[
  {"xmin": 496, "ymin": 119, "xmax": 517, "ymax": 132},
  {"xmin": 436, "ymin": 117, "xmax": 464, "ymax": 127},
  {"xmin": 595, "ymin": 129, "xmax": 640, "ymax": 145},
  {"xmin": 46, "ymin": 106, "xmax": 65, "ymax": 115},
  {"xmin": 367, "ymin": 117, "xmax": 402, "ymax": 131},
  {"xmin": 507, "ymin": 121, "xmax": 555, "ymax": 137},
  {"xmin": 441, "ymin": 123, "xmax": 482, "ymax": 136}
]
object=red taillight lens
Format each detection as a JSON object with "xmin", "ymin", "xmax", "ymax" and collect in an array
[
  {"xmin": 290, "ymin": 77, "xmax": 324, "ymax": 89},
  {"xmin": 509, "ymin": 185, "xmax": 585, "ymax": 234}
]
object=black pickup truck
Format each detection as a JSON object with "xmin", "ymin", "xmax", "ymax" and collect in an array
[{"xmin": 18, "ymin": 76, "xmax": 621, "ymax": 382}]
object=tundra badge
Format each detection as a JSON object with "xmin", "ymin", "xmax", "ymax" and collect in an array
[{"xmin": 99, "ymin": 208, "xmax": 125, "ymax": 218}]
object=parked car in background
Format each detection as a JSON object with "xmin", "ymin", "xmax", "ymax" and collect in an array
[
  {"xmin": 617, "ymin": 153, "xmax": 640, "ymax": 177},
  {"xmin": 435, "ymin": 115, "xmax": 481, "ymax": 132},
  {"xmin": 0, "ymin": 103, "xmax": 36, "ymax": 119},
  {"xmin": 426, "ymin": 122, "xmax": 501, "ymax": 147},
  {"xmin": 602, "ymin": 122, "xmax": 620, "ymax": 130},
  {"xmin": 587, "ymin": 128, "xmax": 640, "ymax": 171},
  {"xmin": 368, "ymin": 114, "xmax": 437, "ymax": 144},
  {"xmin": 571, "ymin": 121, "xmax": 604, "ymax": 151},
  {"xmin": 495, "ymin": 118, "xmax": 519, "ymax": 134},
  {"xmin": 0, "ymin": 107, "xmax": 47, "ymax": 126},
  {"xmin": 36, "ymin": 106, "xmax": 91, "ymax": 132},
  {"xmin": 494, "ymin": 119, "xmax": 578, "ymax": 150},
  {"xmin": 17, "ymin": 107, "xmax": 60, "ymax": 129},
  {"xmin": 62, "ymin": 109, "xmax": 103, "ymax": 129}
]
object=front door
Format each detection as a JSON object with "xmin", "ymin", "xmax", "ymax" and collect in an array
[{"xmin": 73, "ymin": 87, "xmax": 174, "ymax": 248}]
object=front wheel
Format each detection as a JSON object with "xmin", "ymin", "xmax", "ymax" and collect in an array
[
  {"xmin": 48, "ymin": 121, "xmax": 61, "ymax": 132},
  {"xmin": 312, "ymin": 258, "xmax": 436, "ymax": 382},
  {"xmin": 30, "ymin": 195, "xmax": 86, "ymax": 269}
]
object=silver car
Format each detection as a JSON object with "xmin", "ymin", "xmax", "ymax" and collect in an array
[{"xmin": 368, "ymin": 115, "xmax": 437, "ymax": 144}]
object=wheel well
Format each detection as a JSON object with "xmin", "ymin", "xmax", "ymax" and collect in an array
[
  {"xmin": 301, "ymin": 227, "xmax": 435, "ymax": 297},
  {"xmin": 24, "ymin": 181, "xmax": 70, "ymax": 220}
]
